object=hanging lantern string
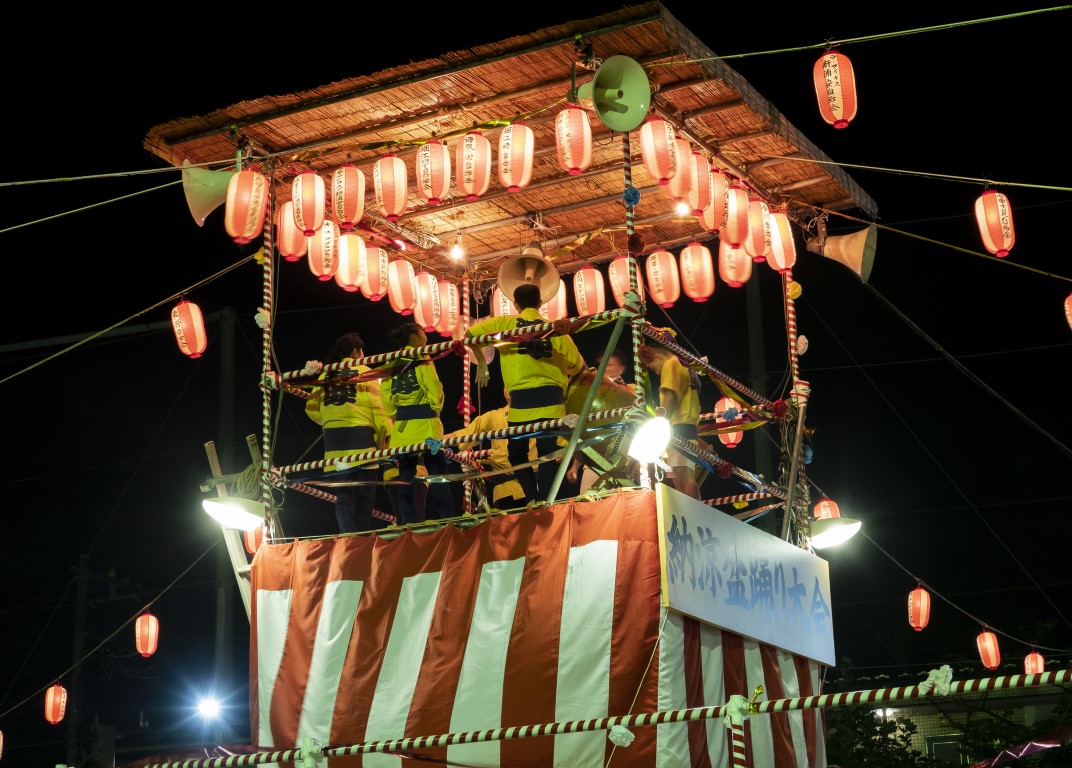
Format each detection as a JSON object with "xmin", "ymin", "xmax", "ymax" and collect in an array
[
  {"xmin": 0, "ymin": 539, "xmax": 220, "ymax": 722},
  {"xmin": 645, "ymin": 7, "xmax": 1071, "ymax": 65}
]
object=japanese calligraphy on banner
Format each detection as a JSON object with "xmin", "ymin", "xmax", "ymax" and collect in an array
[{"xmin": 655, "ymin": 483, "xmax": 835, "ymax": 665}]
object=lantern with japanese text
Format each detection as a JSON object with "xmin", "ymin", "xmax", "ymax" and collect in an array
[
  {"xmin": 374, "ymin": 154, "xmax": 408, "ymax": 221},
  {"xmin": 45, "ymin": 683, "xmax": 67, "ymax": 724},
  {"xmin": 498, "ymin": 122, "xmax": 534, "ymax": 192},
  {"xmin": 413, "ymin": 271, "xmax": 442, "ymax": 331},
  {"xmin": 645, "ymin": 249, "xmax": 680, "ymax": 308},
  {"xmin": 722, "ymin": 179, "xmax": 750, "ymax": 248},
  {"xmin": 243, "ymin": 524, "xmax": 264, "ymax": 555},
  {"xmin": 744, "ymin": 198, "xmax": 772, "ymax": 262},
  {"xmin": 360, "ymin": 245, "xmax": 389, "ymax": 301},
  {"xmin": 679, "ymin": 242, "xmax": 715, "ymax": 302},
  {"xmin": 813, "ymin": 50, "xmax": 857, "ymax": 129},
  {"xmin": 555, "ymin": 106, "xmax": 592, "ymax": 176},
  {"xmin": 171, "ymin": 299, "xmax": 207, "ymax": 358},
  {"xmin": 291, "ymin": 170, "xmax": 326, "ymax": 236},
  {"xmin": 715, "ymin": 396, "xmax": 742, "ymax": 448},
  {"xmin": 662, "ymin": 137, "xmax": 692, "ymax": 209},
  {"xmin": 639, "ymin": 117, "xmax": 676, "ymax": 185},
  {"xmin": 387, "ymin": 259, "xmax": 417, "ymax": 315},
  {"xmin": 491, "ymin": 286, "xmax": 517, "ymax": 316},
  {"xmin": 276, "ymin": 201, "xmax": 307, "ymax": 262},
  {"xmin": 977, "ymin": 629, "xmax": 1001, "ymax": 670},
  {"xmin": 538, "ymin": 279, "xmax": 569, "ymax": 321},
  {"xmin": 135, "ymin": 612, "xmax": 159, "ymax": 657},
  {"xmin": 767, "ymin": 209, "xmax": 797, "ymax": 273},
  {"xmin": 456, "ymin": 130, "xmax": 492, "ymax": 201},
  {"xmin": 908, "ymin": 586, "xmax": 931, "ymax": 631},
  {"xmin": 608, "ymin": 255, "xmax": 645, "ymax": 308},
  {"xmin": 223, "ymin": 168, "xmax": 268, "ymax": 244},
  {"xmin": 719, "ymin": 238, "xmax": 753, "ymax": 288},
  {"xmin": 699, "ymin": 168, "xmax": 729, "ymax": 233},
  {"xmin": 436, "ymin": 281, "xmax": 460, "ymax": 337},
  {"xmin": 975, "ymin": 190, "xmax": 1015, "ymax": 257},
  {"xmin": 308, "ymin": 220, "xmax": 339, "ymax": 281},
  {"xmin": 334, "ymin": 233, "xmax": 366, "ymax": 292},
  {"xmin": 687, "ymin": 152, "xmax": 713, "ymax": 216},
  {"xmin": 1025, "ymin": 650, "xmax": 1045, "ymax": 676},
  {"xmin": 573, "ymin": 266, "xmax": 606, "ymax": 316},
  {"xmin": 416, "ymin": 140, "xmax": 451, "ymax": 205},
  {"xmin": 331, "ymin": 163, "xmax": 365, "ymax": 231}
]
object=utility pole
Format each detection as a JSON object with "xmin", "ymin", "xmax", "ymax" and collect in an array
[{"xmin": 67, "ymin": 554, "xmax": 89, "ymax": 765}]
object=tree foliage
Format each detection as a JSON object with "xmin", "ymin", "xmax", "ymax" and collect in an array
[{"xmin": 824, "ymin": 705, "xmax": 936, "ymax": 767}]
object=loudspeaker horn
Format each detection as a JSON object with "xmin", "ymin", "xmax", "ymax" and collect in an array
[
  {"xmin": 574, "ymin": 55, "xmax": 651, "ymax": 133},
  {"xmin": 182, "ymin": 159, "xmax": 237, "ymax": 227},
  {"xmin": 806, "ymin": 223, "xmax": 877, "ymax": 282},
  {"xmin": 498, "ymin": 242, "xmax": 561, "ymax": 304}
]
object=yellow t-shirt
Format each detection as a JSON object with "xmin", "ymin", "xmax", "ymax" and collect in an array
[
  {"xmin": 447, "ymin": 406, "xmax": 535, "ymax": 503},
  {"xmin": 380, "ymin": 347, "xmax": 445, "ymax": 449},
  {"xmin": 659, "ymin": 356, "xmax": 700, "ymax": 428},
  {"xmin": 305, "ymin": 361, "xmax": 389, "ymax": 470}
]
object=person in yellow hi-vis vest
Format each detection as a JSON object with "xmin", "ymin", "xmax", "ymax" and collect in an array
[
  {"xmin": 468, "ymin": 283, "xmax": 585, "ymax": 503},
  {"xmin": 447, "ymin": 393, "xmax": 536, "ymax": 510}
]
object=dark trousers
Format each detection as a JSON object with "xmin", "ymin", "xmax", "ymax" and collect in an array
[
  {"xmin": 334, "ymin": 468, "xmax": 378, "ymax": 533},
  {"xmin": 507, "ymin": 424, "xmax": 563, "ymax": 503},
  {"xmin": 396, "ymin": 451, "xmax": 454, "ymax": 524}
]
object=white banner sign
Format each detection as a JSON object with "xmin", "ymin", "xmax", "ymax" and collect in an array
[{"xmin": 655, "ymin": 483, "xmax": 835, "ymax": 665}]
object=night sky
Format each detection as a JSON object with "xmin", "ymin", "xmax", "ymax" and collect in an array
[{"xmin": 2, "ymin": 3, "xmax": 1070, "ymax": 766}]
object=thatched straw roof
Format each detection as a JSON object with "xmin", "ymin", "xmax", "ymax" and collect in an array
[{"xmin": 143, "ymin": 2, "xmax": 874, "ymax": 290}]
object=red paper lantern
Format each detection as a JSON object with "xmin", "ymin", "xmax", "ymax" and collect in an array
[
  {"xmin": 813, "ymin": 497, "xmax": 839, "ymax": 520},
  {"xmin": 387, "ymin": 258, "xmax": 417, "ymax": 315},
  {"xmin": 374, "ymin": 154, "xmax": 408, "ymax": 221},
  {"xmin": 679, "ymin": 242, "xmax": 715, "ymax": 302},
  {"xmin": 0, "ymin": 728, "xmax": 4, "ymax": 760},
  {"xmin": 491, "ymin": 286, "xmax": 516, "ymax": 316},
  {"xmin": 715, "ymin": 396, "xmax": 742, "ymax": 447},
  {"xmin": 699, "ymin": 168, "xmax": 729, "ymax": 233},
  {"xmin": 135, "ymin": 611, "xmax": 160, "ymax": 657},
  {"xmin": 334, "ymin": 233, "xmax": 366, "ymax": 292},
  {"xmin": 171, "ymin": 299, "xmax": 207, "ymax": 358},
  {"xmin": 276, "ymin": 201, "xmax": 307, "ymax": 262},
  {"xmin": 291, "ymin": 170, "xmax": 326, "ymax": 236},
  {"xmin": 413, "ymin": 271, "xmax": 441, "ymax": 331},
  {"xmin": 687, "ymin": 152, "xmax": 713, "ymax": 216},
  {"xmin": 1065, "ymin": 292, "xmax": 1072, "ymax": 332},
  {"xmin": 498, "ymin": 122, "xmax": 534, "ymax": 192},
  {"xmin": 573, "ymin": 266, "xmax": 606, "ymax": 316},
  {"xmin": 608, "ymin": 255, "xmax": 645, "ymax": 308},
  {"xmin": 224, "ymin": 168, "xmax": 269, "ymax": 244},
  {"xmin": 639, "ymin": 117, "xmax": 677, "ymax": 185},
  {"xmin": 45, "ymin": 683, "xmax": 67, "ymax": 724},
  {"xmin": 975, "ymin": 190, "xmax": 1015, "ymax": 257},
  {"xmin": 555, "ymin": 106, "xmax": 592, "ymax": 176},
  {"xmin": 308, "ymin": 220, "xmax": 339, "ymax": 281},
  {"xmin": 1025, "ymin": 650, "xmax": 1045, "ymax": 676},
  {"xmin": 538, "ymin": 279, "xmax": 569, "ymax": 321},
  {"xmin": 719, "ymin": 238, "xmax": 753, "ymax": 288},
  {"xmin": 722, "ymin": 179, "xmax": 750, "ymax": 248},
  {"xmin": 360, "ymin": 245, "xmax": 389, "ymax": 301},
  {"xmin": 331, "ymin": 163, "xmax": 365, "ymax": 231},
  {"xmin": 645, "ymin": 249, "xmax": 680, "ymax": 308},
  {"xmin": 767, "ymin": 209, "xmax": 797, "ymax": 273},
  {"xmin": 977, "ymin": 629, "xmax": 1001, "ymax": 670},
  {"xmin": 243, "ymin": 524, "xmax": 264, "ymax": 555},
  {"xmin": 908, "ymin": 586, "xmax": 930, "ymax": 631},
  {"xmin": 813, "ymin": 50, "xmax": 857, "ymax": 129},
  {"xmin": 456, "ymin": 130, "xmax": 492, "ymax": 201},
  {"xmin": 744, "ymin": 198, "xmax": 772, "ymax": 262},
  {"xmin": 662, "ymin": 137, "xmax": 692, "ymax": 209},
  {"xmin": 416, "ymin": 140, "xmax": 451, "ymax": 205},
  {"xmin": 436, "ymin": 281, "xmax": 460, "ymax": 337}
]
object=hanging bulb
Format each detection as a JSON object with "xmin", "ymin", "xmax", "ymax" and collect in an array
[
  {"xmin": 675, "ymin": 201, "xmax": 690, "ymax": 216},
  {"xmin": 451, "ymin": 235, "xmax": 464, "ymax": 260}
]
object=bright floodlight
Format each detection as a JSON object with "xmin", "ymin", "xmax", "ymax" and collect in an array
[
  {"xmin": 202, "ymin": 497, "xmax": 265, "ymax": 531},
  {"xmin": 197, "ymin": 696, "xmax": 221, "ymax": 719},
  {"xmin": 628, "ymin": 416, "xmax": 671, "ymax": 464},
  {"xmin": 810, "ymin": 515, "xmax": 862, "ymax": 549}
]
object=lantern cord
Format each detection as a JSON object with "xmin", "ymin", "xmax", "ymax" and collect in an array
[
  {"xmin": 0, "ymin": 539, "xmax": 220, "ymax": 722},
  {"xmin": 0, "ymin": 253, "xmax": 259, "ymax": 386}
]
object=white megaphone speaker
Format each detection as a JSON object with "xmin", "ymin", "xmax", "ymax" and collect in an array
[
  {"xmin": 498, "ymin": 242, "xmax": 561, "ymax": 304},
  {"xmin": 806, "ymin": 222, "xmax": 877, "ymax": 283},
  {"xmin": 574, "ymin": 55, "xmax": 651, "ymax": 133},
  {"xmin": 182, "ymin": 159, "xmax": 238, "ymax": 227}
]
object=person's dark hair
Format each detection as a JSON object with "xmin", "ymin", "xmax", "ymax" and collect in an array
[
  {"xmin": 388, "ymin": 322, "xmax": 423, "ymax": 348},
  {"xmin": 327, "ymin": 332, "xmax": 364, "ymax": 364},
  {"xmin": 598, "ymin": 349, "xmax": 626, "ymax": 366},
  {"xmin": 513, "ymin": 283, "xmax": 542, "ymax": 310}
]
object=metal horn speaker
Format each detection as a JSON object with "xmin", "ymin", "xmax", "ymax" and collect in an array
[
  {"xmin": 806, "ymin": 223, "xmax": 877, "ymax": 282},
  {"xmin": 182, "ymin": 160, "xmax": 237, "ymax": 227},
  {"xmin": 497, "ymin": 242, "xmax": 561, "ymax": 304},
  {"xmin": 575, "ymin": 55, "xmax": 651, "ymax": 133}
]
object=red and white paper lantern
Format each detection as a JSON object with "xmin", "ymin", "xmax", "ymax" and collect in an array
[
  {"xmin": 639, "ymin": 117, "xmax": 677, "ymax": 185},
  {"xmin": 308, "ymin": 220, "xmax": 339, "ymax": 281},
  {"xmin": 662, "ymin": 137, "xmax": 692, "ymax": 209},
  {"xmin": 908, "ymin": 586, "xmax": 931, "ymax": 631},
  {"xmin": 573, "ymin": 266, "xmax": 606, "ymax": 316},
  {"xmin": 171, "ymin": 299, "xmax": 207, "ymax": 358},
  {"xmin": 135, "ymin": 612, "xmax": 160, "ymax": 657},
  {"xmin": 555, "ymin": 106, "xmax": 592, "ymax": 176},
  {"xmin": 45, "ymin": 683, "xmax": 67, "ymax": 725},
  {"xmin": 491, "ymin": 286, "xmax": 517, "ymax": 316},
  {"xmin": 813, "ymin": 50, "xmax": 857, "ymax": 129},
  {"xmin": 538, "ymin": 278, "xmax": 569, "ymax": 321},
  {"xmin": 436, "ymin": 280, "xmax": 460, "ymax": 336},
  {"xmin": 291, "ymin": 170, "xmax": 326, "ymax": 236},
  {"xmin": 456, "ymin": 130, "xmax": 492, "ymax": 201},
  {"xmin": 374, "ymin": 154, "xmax": 408, "ymax": 221},
  {"xmin": 413, "ymin": 271, "xmax": 442, "ymax": 331},
  {"xmin": 645, "ymin": 249, "xmax": 680, "ymax": 308},
  {"xmin": 718, "ymin": 238, "xmax": 753, "ymax": 288},
  {"xmin": 715, "ymin": 396, "xmax": 742, "ymax": 448},
  {"xmin": 699, "ymin": 168, "xmax": 729, "ymax": 233},
  {"xmin": 975, "ymin": 190, "xmax": 1015, "ymax": 257},
  {"xmin": 767, "ymin": 209, "xmax": 797, "ymax": 273},
  {"xmin": 331, "ymin": 163, "xmax": 365, "ymax": 231},
  {"xmin": 276, "ymin": 201, "xmax": 307, "ymax": 262},
  {"xmin": 687, "ymin": 152, "xmax": 713, "ymax": 216},
  {"xmin": 498, "ymin": 122, "xmax": 534, "ymax": 192},
  {"xmin": 722, "ymin": 179, "xmax": 750, "ymax": 248},
  {"xmin": 977, "ymin": 629, "xmax": 1001, "ymax": 670},
  {"xmin": 243, "ymin": 524, "xmax": 265, "ymax": 555},
  {"xmin": 679, "ymin": 242, "xmax": 715, "ymax": 301},
  {"xmin": 224, "ymin": 168, "xmax": 268, "ymax": 244},
  {"xmin": 334, "ymin": 233, "xmax": 366, "ymax": 292},
  {"xmin": 360, "ymin": 245, "xmax": 389, "ymax": 301},
  {"xmin": 608, "ymin": 255, "xmax": 645, "ymax": 307},
  {"xmin": 1025, "ymin": 651, "xmax": 1045, "ymax": 676},
  {"xmin": 416, "ymin": 140, "xmax": 451, "ymax": 205},
  {"xmin": 744, "ymin": 198, "xmax": 772, "ymax": 262},
  {"xmin": 387, "ymin": 258, "xmax": 417, "ymax": 315}
]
